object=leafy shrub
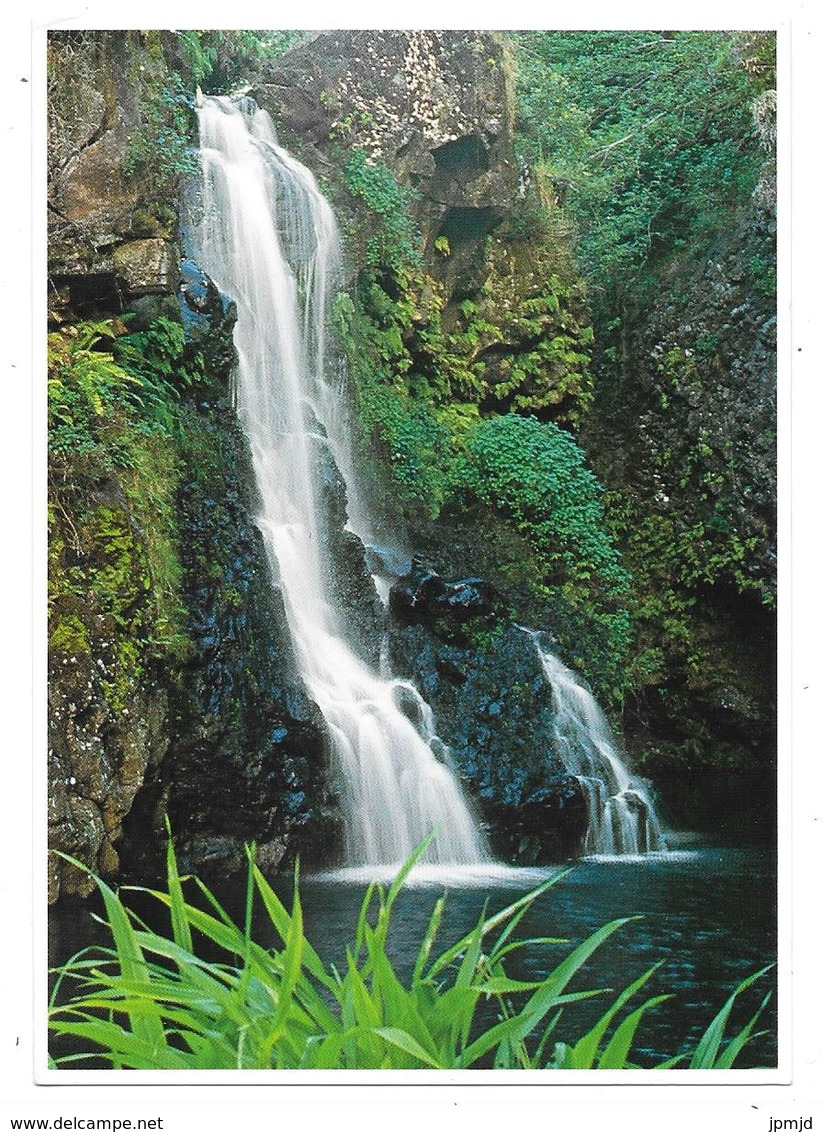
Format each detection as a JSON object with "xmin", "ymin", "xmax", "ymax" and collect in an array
[
  {"xmin": 113, "ymin": 315, "xmax": 213, "ymax": 433},
  {"xmin": 453, "ymin": 415, "xmax": 633, "ymax": 696},
  {"xmin": 48, "ymin": 316, "xmax": 192, "ymax": 670},
  {"xmin": 514, "ymin": 31, "xmax": 773, "ymax": 288},
  {"xmin": 49, "ymin": 837, "xmax": 773, "ymax": 1070},
  {"xmin": 49, "ymin": 315, "xmax": 206, "ymax": 449},
  {"xmin": 460, "ymin": 414, "xmax": 630, "ymax": 654},
  {"xmin": 48, "ymin": 320, "xmax": 141, "ymax": 459}
]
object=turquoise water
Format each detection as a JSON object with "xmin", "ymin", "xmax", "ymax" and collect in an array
[
  {"xmin": 49, "ymin": 844, "xmax": 777, "ymax": 1068},
  {"xmin": 296, "ymin": 845, "xmax": 777, "ymax": 1067}
]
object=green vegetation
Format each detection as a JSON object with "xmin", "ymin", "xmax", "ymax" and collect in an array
[
  {"xmin": 343, "ymin": 150, "xmax": 422, "ymax": 274},
  {"xmin": 514, "ymin": 31, "xmax": 774, "ymax": 291},
  {"xmin": 335, "ymin": 146, "xmax": 618, "ymax": 684},
  {"xmin": 459, "ymin": 414, "xmax": 631, "ymax": 690},
  {"xmin": 444, "ymin": 261, "xmax": 594, "ymax": 426},
  {"xmin": 507, "ymin": 30, "xmax": 776, "ymax": 727},
  {"xmin": 97, "ymin": 26, "xmax": 307, "ymax": 207},
  {"xmin": 47, "ymin": 314, "xmax": 202, "ymax": 691},
  {"xmin": 121, "ymin": 72, "xmax": 199, "ymax": 213},
  {"xmin": 49, "ymin": 838, "xmax": 772, "ymax": 1070},
  {"xmin": 172, "ymin": 30, "xmax": 309, "ymax": 91},
  {"xmin": 462, "ymin": 415, "xmax": 629, "ymax": 604},
  {"xmin": 48, "ymin": 320, "xmax": 141, "ymax": 460}
]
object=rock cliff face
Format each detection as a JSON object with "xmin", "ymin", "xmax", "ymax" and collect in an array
[
  {"xmin": 117, "ymin": 398, "xmax": 338, "ymax": 884},
  {"xmin": 47, "ymin": 278, "xmax": 334, "ymax": 898},
  {"xmin": 583, "ymin": 152, "xmax": 777, "ymax": 835},
  {"xmin": 46, "ymin": 32, "xmax": 335, "ymax": 899},
  {"xmin": 47, "ymin": 29, "xmax": 776, "ymax": 894},
  {"xmin": 250, "ymin": 32, "xmax": 600, "ymax": 860},
  {"xmin": 48, "ymin": 32, "xmax": 180, "ymax": 315},
  {"xmin": 255, "ymin": 30, "xmax": 518, "ymax": 302}
]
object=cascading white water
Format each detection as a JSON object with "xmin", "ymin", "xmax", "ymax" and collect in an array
[
  {"xmin": 193, "ymin": 94, "xmax": 490, "ymax": 868},
  {"xmin": 527, "ymin": 630, "xmax": 665, "ymax": 856}
]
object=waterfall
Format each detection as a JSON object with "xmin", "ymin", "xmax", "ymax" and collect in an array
[
  {"xmin": 527, "ymin": 630, "xmax": 666, "ymax": 856},
  {"xmin": 193, "ymin": 94, "xmax": 490, "ymax": 868}
]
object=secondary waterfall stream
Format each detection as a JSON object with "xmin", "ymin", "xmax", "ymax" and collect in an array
[
  {"xmin": 528, "ymin": 630, "xmax": 665, "ymax": 855},
  {"xmin": 194, "ymin": 94, "xmax": 490, "ymax": 868},
  {"xmin": 193, "ymin": 93, "xmax": 665, "ymax": 870}
]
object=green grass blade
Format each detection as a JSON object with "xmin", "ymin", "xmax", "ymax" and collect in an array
[
  {"xmin": 385, "ymin": 834, "xmax": 436, "ymax": 915},
  {"xmin": 457, "ymin": 1010, "xmax": 542, "ymax": 1067},
  {"xmin": 191, "ymin": 875, "xmax": 242, "ymax": 934},
  {"xmin": 342, "ymin": 953, "xmax": 382, "ymax": 1028},
  {"xmin": 566, "ymin": 960, "xmax": 664, "ymax": 1068},
  {"xmin": 372, "ymin": 834, "xmax": 437, "ymax": 955},
  {"xmin": 353, "ymin": 881, "xmax": 378, "ymax": 960},
  {"xmin": 146, "ymin": 891, "xmax": 252, "ymax": 959},
  {"xmin": 508, "ymin": 917, "xmax": 637, "ymax": 1044},
  {"xmin": 454, "ymin": 908, "xmax": 487, "ymax": 989},
  {"xmin": 596, "ymin": 994, "xmax": 672, "ymax": 1068},
  {"xmin": 374, "ymin": 1026, "xmax": 444, "ymax": 1069},
  {"xmin": 689, "ymin": 965, "xmax": 774, "ymax": 1068},
  {"xmin": 162, "ymin": 819, "xmax": 192, "ymax": 952},
  {"xmin": 533, "ymin": 1008, "xmax": 565, "ymax": 1064},
  {"xmin": 49, "ymin": 1018, "xmax": 190, "ymax": 1069},
  {"xmin": 266, "ymin": 867, "xmax": 306, "ymax": 1043},
  {"xmin": 713, "ymin": 992, "xmax": 772, "ymax": 1068},
  {"xmin": 473, "ymin": 975, "xmax": 550, "ymax": 994},
  {"xmin": 251, "ymin": 863, "xmax": 335, "ymax": 988},
  {"xmin": 94, "ymin": 879, "xmax": 167, "ymax": 1052},
  {"xmin": 485, "ymin": 892, "xmax": 559, "ymax": 966},
  {"xmin": 427, "ymin": 870, "xmax": 569, "ymax": 980},
  {"xmin": 489, "ymin": 936, "xmax": 568, "ymax": 963},
  {"xmin": 412, "ymin": 894, "xmax": 446, "ymax": 987}
]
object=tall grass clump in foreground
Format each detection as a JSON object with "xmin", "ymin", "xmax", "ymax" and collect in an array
[{"xmin": 49, "ymin": 836, "xmax": 773, "ymax": 1070}]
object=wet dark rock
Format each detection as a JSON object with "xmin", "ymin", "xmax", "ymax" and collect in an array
[
  {"xmin": 390, "ymin": 557, "xmax": 510, "ymax": 646},
  {"xmin": 119, "ymin": 400, "xmax": 338, "ymax": 882},
  {"xmin": 177, "ymin": 258, "xmax": 226, "ymax": 337},
  {"xmin": 172, "ymin": 834, "xmax": 287, "ymax": 882},
  {"xmin": 388, "ymin": 606, "xmax": 588, "ymax": 863},
  {"xmin": 329, "ymin": 529, "xmax": 388, "ymax": 667},
  {"xmin": 483, "ymin": 774, "xmax": 588, "ymax": 864},
  {"xmin": 127, "ymin": 291, "xmax": 184, "ymax": 330},
  {"xmin": 302, "ymin": 435, "xmax": 387, "ymax": 667}
]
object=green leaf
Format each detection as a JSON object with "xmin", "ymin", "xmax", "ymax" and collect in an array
[
  {"xmin": 689, "ymin": 965, "xmax": 774, "ymax": 1068},
  {"xmin": 374, "ymin": 1026, "xmax": 444, "ymax": 1068},
  {"xmin": 163, "ymin": 821, "xmax": 192, "ymax": 953},
  {"xmin": 596, "ymin": 995, "xmax": 672, "ymax": 1068},
  {"xmin": 566, "ymin": 960, "xmax": 664, "ymax": 1068}
]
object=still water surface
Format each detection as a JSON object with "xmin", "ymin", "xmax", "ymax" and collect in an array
[{"xmin": 49, "ymin": 844, "xmax": 777, "ymax": 1068}]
